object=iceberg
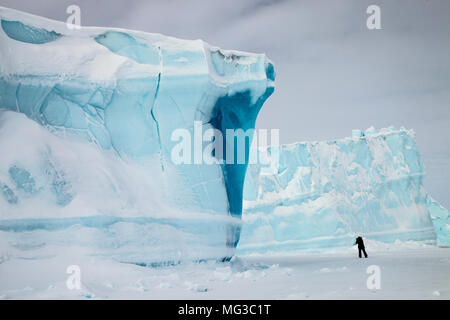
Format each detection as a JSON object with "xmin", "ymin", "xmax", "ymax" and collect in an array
[
  {"xmin": 239, "ymin": 127, "xmax": 446, "ymax": 253},
  {"xmin": 1, "ymin": 7, "xmax": 446, "ymax": 263},
  {"xmin": 0, "ymin": 7, "xmax": 274, "ymax": 262}
]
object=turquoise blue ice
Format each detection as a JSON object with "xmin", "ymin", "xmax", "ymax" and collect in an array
[
  {"xmin": 427, "ymin": 196, "xmax": 450, "ymax": 246},
  {"xmin": 239, "ymin": 127, "xmax": 449, "ymax": 253},
  {"xmin": 0, "ymin": 7, "xmax": 447, "ymax": 264},
  {"xmin": 0, "ymin": 7, "xmax": 274, "ymax": 262}
]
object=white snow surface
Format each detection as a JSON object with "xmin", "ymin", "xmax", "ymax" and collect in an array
[{"xmin": 1, "ymin": 240, "xmax": 449, "ymax": 300}]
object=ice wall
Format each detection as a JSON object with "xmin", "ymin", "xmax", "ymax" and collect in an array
[
  {"xmin": 239, "ymin": 127, "xmax": 438, "ymax": 253},
  {"xmin": 0, "ymin": 7, "xmax": 274, "ymax": 262},
  {"xmin": 427, "ymin": 196, "xmax": 450, "ymax": 246}
]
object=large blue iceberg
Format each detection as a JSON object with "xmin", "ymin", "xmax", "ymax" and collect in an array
[
  {"xmin": 0, "ymin": 7, "xmax": 274, "ymax": 262},
  {"xmin": 239, "ymin": 127, "xmax": 449, "ymax": 253},
  {"xmin": 0, "ymin": 7, "xmax": 447, "ymax": 264}
]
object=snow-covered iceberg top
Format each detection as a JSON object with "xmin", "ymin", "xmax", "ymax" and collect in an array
[
  {"xmin": 239, "ymin": 127, "xmax": 442, "ymax": 253},
  {"xmin": 0, "ymin": 7, "xmax": 275, "ymax": 262}
]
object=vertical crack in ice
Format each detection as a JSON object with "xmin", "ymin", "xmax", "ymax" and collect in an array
[
  {"xmin": 15, "ymin": 83, "xmax": 21, "ymax": 113},
  {"xmin": 150, "ymin": 45, "xmax": 164, "ymax": 171}
]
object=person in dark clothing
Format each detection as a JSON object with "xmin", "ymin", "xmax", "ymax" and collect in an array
[{"xmin": 354, "ymin": 236, "xmax": 368, "ymax": 258}]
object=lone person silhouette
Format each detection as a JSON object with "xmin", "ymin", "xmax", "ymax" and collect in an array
[{"xmin": 354, "ymin": 236, "xmax": 368, "ymax": 258}]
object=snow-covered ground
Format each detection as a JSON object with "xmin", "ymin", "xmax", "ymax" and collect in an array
[{"xmin": 0, "ymin": 240, "xmax": 449, "ymax": 300}]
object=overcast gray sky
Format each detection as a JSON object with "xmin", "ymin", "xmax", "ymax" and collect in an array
[{"xmin": 0, "ymin": 0, "xmax": 449, "ymax": 207}]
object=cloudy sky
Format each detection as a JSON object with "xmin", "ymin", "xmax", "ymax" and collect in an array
[{"xmin": 0, "ymin": 0, "xmax": 449, "ymax": 207}]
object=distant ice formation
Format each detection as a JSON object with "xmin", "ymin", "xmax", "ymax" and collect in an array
[{"xmin": 239, "ymin": 127, "xmax": 448, "ymax": 253}]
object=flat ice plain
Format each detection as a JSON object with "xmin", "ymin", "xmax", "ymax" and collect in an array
[{"xmin": 1, "ymin": 240, "xmax": 448, "ymax": 299}]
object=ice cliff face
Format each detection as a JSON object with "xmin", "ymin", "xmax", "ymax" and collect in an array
[
  {"xmin": 0, "ymin": 7, "xmax": 274, "ymax": 262},
  {"xmin": 239, "ymin": 127, "xmax": 441, "ymax": 253},
  {"xmin": 427, "ymin": 196, "xmax": 450, "ymax": 246}
]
